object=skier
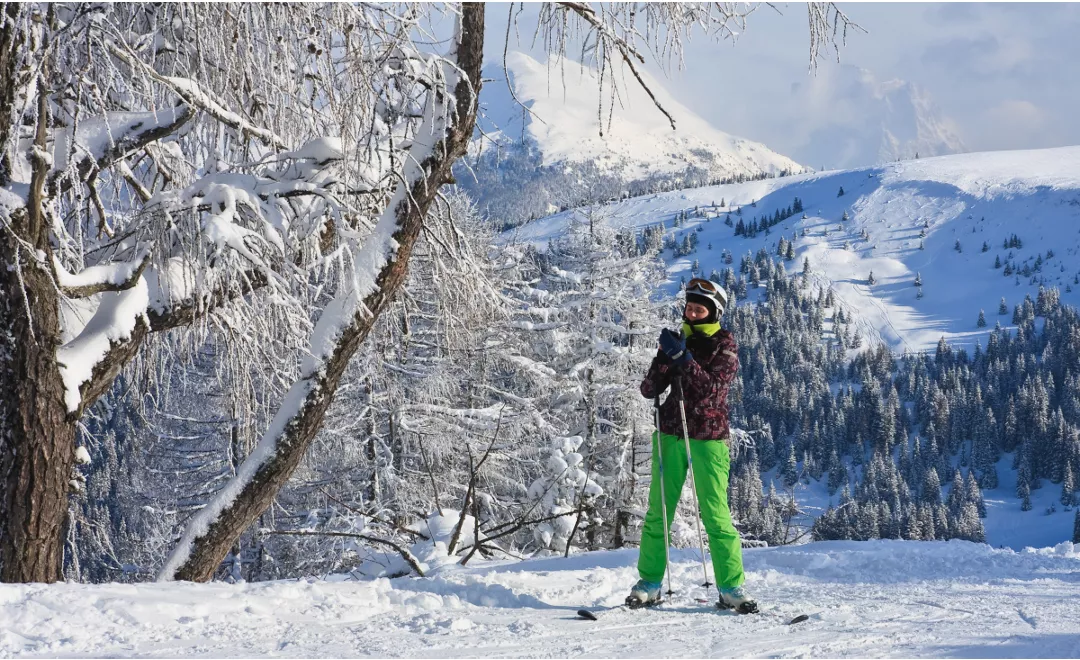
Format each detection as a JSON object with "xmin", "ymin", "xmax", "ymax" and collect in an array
[{"xmin": 627, "ymin": 277, "xmax": 757, "ymax": 613}]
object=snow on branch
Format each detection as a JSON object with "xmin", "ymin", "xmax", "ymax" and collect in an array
[
  {"xmin": 104, "ymin": 40, "xmax": 286, "ymax": 150},
  {"xmin": 56, "ymin": 279, "xmax": 150, "ymax": 413},
  {"xmin": 49, "ymin": 106, "xmax": 195, "ymax": 192},
  {"xmin": 54, "ymin": 244, "xmax": 152, "ymax": 298}
]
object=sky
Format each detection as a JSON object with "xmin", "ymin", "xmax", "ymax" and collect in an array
[{"xmin": 482, "ymin": 3, "xmax": 1080, "ymax": 170}]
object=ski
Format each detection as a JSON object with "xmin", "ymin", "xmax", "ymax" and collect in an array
[
  {"xmin": 576, "ymin": 599, "xmax": 664, "ymax": 621},
  {"xmin": 695, "ymin": 598, "xmax": 810, "ymax": 625}
]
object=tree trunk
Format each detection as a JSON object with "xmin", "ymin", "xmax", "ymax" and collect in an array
[
  {"xmin": 0, "ymin": 215, "xmax": 74, "ymax": 583},
  {"xmin": 0, "ymin": 7, "xmax": 76, "ymax": 584},
  {"xmin": 164, "ymin": 3, "xmax": 486, "ymax": 583}
]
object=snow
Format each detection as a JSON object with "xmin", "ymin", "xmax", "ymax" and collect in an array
[
  {"xmin": 982, "ymin": 454, "xmax": 1078, "ymax": 551},
  {"xmin": 53, "ymin": 246, "xmax": 150, "ymax": 292},
  {"xmin": 0, "ymin": 183, "xmax": 28, "ymax": 211},
  {"xmin": 479, "ymin": 52, "xmax": 804, "ymax": 182},
  {"xmin": 55, "ymin": 279, "xmax": 150, "ymax": 413},
  {"xmin": 508, "ymin": 145, "xmax": 1080, "ymax": 354},
  {"xmin": 50, "ymin": 108, "xmax": 191, "ymax": 174},
  {"xmin": 5, "ymin": 540, "xmax": 1080, "ymax": 657},
  {"xmin": 74, "ymin": 446, "xmax": 92, "ymax": 465},
  {"xmin": 282, "ymin": 137, "xmax": 344, "ymax": 164}
]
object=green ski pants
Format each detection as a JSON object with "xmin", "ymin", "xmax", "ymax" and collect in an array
[{"xmin": 638, "ymin": 431, "xmax": 745, "ymax": 588}]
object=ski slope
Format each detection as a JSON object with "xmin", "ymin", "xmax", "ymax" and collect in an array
[
  {"xmin": 507, "ymin": 146, "xmax": 1080, "ymax": 354},
  {"xmin": 4, "ymin": 541, "xmax": 1079, "ymax": 658}
]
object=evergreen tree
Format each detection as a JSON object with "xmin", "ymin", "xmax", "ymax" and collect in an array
[
  {"xmin": 1074, "ymin": 509, "xmax": 1080, "ymax": 544},
  {"xmin": 914, "ymin": 272, "xmax": 922, "ymax": 287},
  {"xmin": 999, "ymin": 297, "xmax": 1008, "ymax": 314},
  {"xmin": 994, "ymin": 255, "xmax": 1002, "ymax": 269},
  {"xmin": 837, "ymin": 186, "xmax": 845, "ymax": 197},
  {"xmin": 923, "ymin": 470, "xmax": 942, "ymax": 505},
  {"xmin": 958, "ymin": 503, "xmax": 986, "ymax": 543},
  {"xmin": 1062, "ymin": 463, "xmax": 1076, "ymax": 507},
  {"xmin": 828, "ymin": 450, "xmax": 848, "ymax": 495},
  {"xmin": 954, "ymin": 239, "xmax": 962, "ymax": 253},
  {"xmin": 965, "ymin": 471, "xmax": 986, "ymax": 518},
  {"xmin": 783, "ymin": 443, "xmax": 799, "ymax": 487},
  {"xmin": 977, "ymin": 310, "xmax": 987, "ymax": 328},
  {"xmin": 946, "ymin": 469, "xmax": 965, "ymax": 514}
]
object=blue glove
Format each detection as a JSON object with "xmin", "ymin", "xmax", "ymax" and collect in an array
[{"xmin": 658, "ymin": 328, "xmax": 691, "ymax": 365}]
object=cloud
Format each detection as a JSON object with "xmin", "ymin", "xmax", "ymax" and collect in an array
[
  {"xmin": 920, "ymin": 34, "xmax": 1034, "ymax": 80},
  {"xmin": 985, "ymin": 100, "xmax": 1043, "ymax": 125},
  {"xmin": 974, "ymin": 100, "xmax": 1052, "ymax": 150}
]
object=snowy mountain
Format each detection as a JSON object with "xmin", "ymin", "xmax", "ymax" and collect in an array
[
  {"xmin": 5, "ymin": 540, "xmax": 1080, "ymax": 657},
  {"xmin": 510, "ymin": 145, "xmax": 1080, "ymax": 355},
  {"xmin": 460, "ymin": 52, "xmax": 805, "ymax": 226},
  {"xmin": 794, "ymin": 66, "xmax": 966, "ymax": 170},
  {"xmin": 479, "ymin": 52, "xmax": 805, "ymax": 182}
]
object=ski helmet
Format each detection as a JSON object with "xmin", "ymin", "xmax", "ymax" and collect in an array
[{"xmin": 685, "ymin": 278, "xmax": 728, "ymax": 323}]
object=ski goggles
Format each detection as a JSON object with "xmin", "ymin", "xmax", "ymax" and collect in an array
[
  {"xmin": 686, "ymin": 277, "xmax": 728, "ymax": 309},
  {"xmin": 686, "ymin": 278, "xmax": 721, "ymax": 295}
]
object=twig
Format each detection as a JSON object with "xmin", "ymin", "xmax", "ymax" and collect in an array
[
  {"xmin": 416, "ymin": 434, "xmax": 444, "ymax": 515},
  {"xmin": 556, "ymin": 1, "xmax": 677, "ymax": 130},
  {"xmin": 315, "ymin": 486, "xmax": 427, "ymax": 540},
  {"xmin": 263, "ymin": 530, "xmax": 425, "ymax": 577},
  {"xmin": 448, "ymin": 405, "xmax": 505, "ymax": 555}
]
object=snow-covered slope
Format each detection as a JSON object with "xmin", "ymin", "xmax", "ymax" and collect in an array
[
  {"xmin": 5, "ymin": 541, "xmax": 1079, "ymax": 657},
  {"xmin": 509, "ymin": 145, "xmax": 1080, "ymax": 355},
  {"xmin": 479, "ymin": 52, "xmax": 805, "ymax": 182}
]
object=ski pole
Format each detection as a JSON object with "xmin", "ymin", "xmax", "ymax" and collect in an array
[
  {"xmin": 654, "ymin": 396, "xmax": 674, "ymax": 597},
  {"xmin": 674, "ymin": 376, "xmax": 713, "ymax": 592}
]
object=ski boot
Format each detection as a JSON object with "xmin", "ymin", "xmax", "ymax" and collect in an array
[
  {"xmin": 717, "ymin": 585, "xmax": 758, "ymax": 614},
  {"xmin": 625, "ymin": 579, "xmax": 663, "ymax": 609}
]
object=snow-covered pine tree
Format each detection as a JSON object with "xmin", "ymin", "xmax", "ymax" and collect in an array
[{"xmin": 514, "ymin": 209, "xmax": 667, "ymax": 551}]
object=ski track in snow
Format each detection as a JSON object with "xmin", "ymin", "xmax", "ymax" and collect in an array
[{"xmin": 3, "ymin": 541, "xmax": 1080, "ymax": 658}]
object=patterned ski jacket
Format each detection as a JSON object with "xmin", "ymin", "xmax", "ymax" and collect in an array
[{"xmin": 639, "ymin": 328, "xmax": 739, "ymax": 441}]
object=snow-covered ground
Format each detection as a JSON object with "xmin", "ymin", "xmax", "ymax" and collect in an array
[
  {"xmin": 508, "ymin": 146, "xmax": 1080, "ymax": 354},
  {"xmin": 4, "ymin": 541, "xmax": 1079, "ymax": 658}
]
